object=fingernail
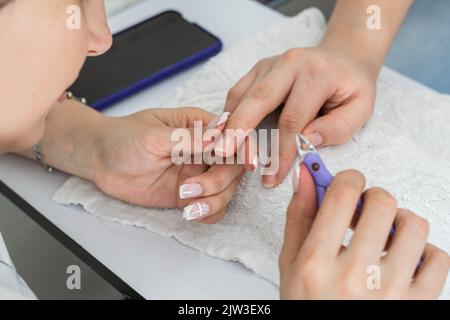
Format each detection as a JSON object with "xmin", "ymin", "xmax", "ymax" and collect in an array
[
  {"xmin": 207, "ymin": 112, "xmax": 230, "ymax": 129},
  {"xmin": 214, "ymin": 134, "xmax": 233, "ymax": 156},
  {"xmin": 251, "ymin": 154, "xmax": 259, "ymax": 172},
  {"xmin": 179, "ymin": 183, "xmax": 203, "ymax": 199},
  {"xmin": 292, "ymin": 160, "xmax": 301, "ymax": 193},
  {"xmin": 304, "ymin": 132, "xmax": 323, "ymax": 147},
  {"xmin": 262, "ymin": 172, "xmax": 276, "ymax": 188},
  {"xmin": 182, "ymin": 202, "xmax": 210, "ymax": 221}
]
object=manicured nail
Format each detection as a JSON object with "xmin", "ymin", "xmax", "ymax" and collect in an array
[
  {"xmin": 207, "ymin": 112, "xmax": 230, "ymax": 129},
  {"xmin": 292, "ymin": 160, "xmax": 301, "ymax": 193},
  {"xmin": 262, "ymin": 170, "xmax": 276, "ymax": 188},
  {"xmin": 214, "ymin": 134, "xmax": 233, "ymax": 156},
  {"xmin": 179, "ymin": 183, "xmax": 203, "ymax": 199},
  {"xmin": 182, "ymin": 202, "xmax": 210, "ymax": 221},
  {"xmin": 251, "ymin": 154, "xmax": 259, "ymax": 172},
  {"xmin": 304, "ymin": 132, "xmax": 323, "ymax": 147}
]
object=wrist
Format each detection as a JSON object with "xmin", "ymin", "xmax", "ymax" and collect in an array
[
  {"xmin": 318, "ymin": 33, "xmax": 385, "ymax": 79},
  {"xmin": 70, "ymin": 112, "xmax": 109, "ymax": 182},
  {"xmin": 30, "ymin": 99, "xmax": 110, "ymax": 182}
]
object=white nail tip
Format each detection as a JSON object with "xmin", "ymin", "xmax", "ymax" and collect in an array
[
  {"xmin": 182, "ymin": 202, "xmax": 210, "ymax": 221},
  {"xmin": 251, "ymin": 154, "xmax": 259, "ymax": 172},
  {"xmin": 293, "ymin": 160, "xmax": 301, "ymax": 193},
  {"xmin": 216, "ymin": 112, "xmax": 230, "ymax": 126}
]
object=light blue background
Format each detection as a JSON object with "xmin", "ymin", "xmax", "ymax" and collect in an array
[{"xmin": 385, "ymin": 0, "xmax": 450, "ymax": 93}]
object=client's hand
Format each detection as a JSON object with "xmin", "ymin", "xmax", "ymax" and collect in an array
[
  {"xmin": 279, "ymin": 166, "xmax": 450, "ymax": 299},
  {"xmin": 93, "ymin": 107, "xmax": 244, "ymax": 224}
]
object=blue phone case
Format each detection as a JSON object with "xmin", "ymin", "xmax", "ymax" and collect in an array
[{"xmin": 91, "ymin": 11, "xmax": 223, "ymax": 111}]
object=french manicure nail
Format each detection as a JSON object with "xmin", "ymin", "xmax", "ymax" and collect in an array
[
  {"xmin": 304, "ymin": 132, "xmax": 323, "ymax": 147},
  {"xmin": 262, "ymin": 172, "xmax": 276, "ymax": 188},
  {"xmin": 292, "ymin": 160, "xmax": 301, "ymax": 193},
  {"xmin": 182, "ymin": 202, "xmax": 210, "ymax": 221},
  {"xmin": 216, "ymin": 112, "xmax": 230, "ymax": 127},
  {"xmin": 179, "ymin": 183, "xmax": 203, "ymax": 199},
  {"xmin": 251, "ymin": 154, "xmax": 259, "ymax": 172},
  {"xmin": 207, "ymin": 112, "xmax": 230, "ymax": 129}
]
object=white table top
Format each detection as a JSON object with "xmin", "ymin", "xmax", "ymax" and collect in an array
[{"xmin": 0, "ymin": 0, "xmax": 432, "ymax": 299}]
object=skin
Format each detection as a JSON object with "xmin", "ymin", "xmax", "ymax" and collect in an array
[
  {"xmin": 0, "ymin": 0, "xmax": 242, "ymax": 223},
  {"xmin": 0, "ymin": 0, "xmax": 448, "ymax": 298},
  {"xmin": 218, "ymin": 0, "xmax": 414, "ymax": 188},
  {"xmin": 281, "ymin": 167, "xmax": 450, "ymax": 299}
]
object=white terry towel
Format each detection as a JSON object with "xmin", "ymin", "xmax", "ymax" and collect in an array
[{"xmin": 53, "ymin": 9, "xmax": 450, "ymax": 299}]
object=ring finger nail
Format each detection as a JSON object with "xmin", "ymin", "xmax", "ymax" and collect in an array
[
  {"xmin": 182, "ymin": 202, "xmax": 211, "ymax": 221},
  {"xmin": 251, "ymin": 154, "xmax": 259, "ymax": 172}
]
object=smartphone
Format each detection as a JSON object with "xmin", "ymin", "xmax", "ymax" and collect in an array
[{"xmin": 69, "ymin": 10, "xmax": 222, "ymax": 110}]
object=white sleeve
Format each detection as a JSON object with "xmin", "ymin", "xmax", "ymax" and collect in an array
[{"xmin": 0, "ymin": 232, "xmax": 36, "ymax": 300}]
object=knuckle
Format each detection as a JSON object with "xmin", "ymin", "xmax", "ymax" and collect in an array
[
  {"xmin": 183, "ymin": 106, "xmax": 200, "ymax": 113},
  {"xmin": 207, "ymin": 173, "xmax": 228, "ymax": 191},
  {"xmin": 338, "ymin": 265, "xmax": 362, "ymax": 299},
  {"xmin": 339, "ymin": 278, "xmax": 363, "ymax": 298},
  {"xmin": 307, "ymin": 55, "xmax": 330, "ymax": 77},
  {"xmin": 255, "ymin": 57, "xmax": 270, "ymax": 68},
  {"xmin": 227, "ymin": 85, "xmax": 242, "ymax": 102},
  {"xmin": 246, "ymin": 81, "xmax": 273, "ymax": 102},
  {"xmin": 281, "ymin": 48, "xmax": 303, "ymax": 64},
  {"xmin": 402, "ymin": 213, "xmax": 429, "ymax": 237},
  {"xmin": 299, "ymin": 249, "xmax": 323, "ymax": 285},
  {"xmin": 331, "ymin": 116, "xmax": 356, "ymax": 145},
  {"xmin": 228, "ymin": 114, "xmax": 249, "ymax": 131},
  {"xmin": 330, "ymin": 184, "xmax": 359, "ymax": 204},
  {"xmin": 334, "ymin": 170, "xmax": 366, "ymax": 191},
  {"xmin": 336, "ymin": 263, "xmax": 365, "ymax": 298},
  {"xmin": 178, "ymin": 106, "xmax": 199, "ymax": 119},
  {"xmin": 279, "ymin": 111, "xmax": 302, "ymax": 132},
  {"xmin": 430, "ymin": 247, "xmax": 450, "ymax": 268},
  {"xmin": 365, "ymin": 188, "xmax": 397, "ymax": 212},
  {"xmin": 380, "ymin": 286, "xmax": 401, "ymax": 300}
]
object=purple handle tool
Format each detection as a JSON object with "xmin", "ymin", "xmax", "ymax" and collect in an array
[
  {"xmin": 302, "ymin": 152, "xmax": 424, "ymax": 267},
  {"xmin": 303, "ymin": 152, "xmax": 388, "ymax": 231}
]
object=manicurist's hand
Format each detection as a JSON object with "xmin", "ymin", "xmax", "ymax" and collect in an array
[
  {"xmin": 279, "ymin": 166, "xmax": 450, "ymax": 299},
  {"xmin": 217, "ymin": 0, "xmax": 414, "ymax": 188}
]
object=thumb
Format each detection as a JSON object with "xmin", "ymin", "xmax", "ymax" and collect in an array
[
  {"xmin": 303, "ymin": 101, "xmax": 371, "ymax": 147},
  {"xmin": 279, "ymin": 162, "xmax": 317, "ymax": 273}
]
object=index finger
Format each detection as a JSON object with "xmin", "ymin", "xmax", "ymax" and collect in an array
[{"xmin": 215, "ymin": 65, "xmax": 296, "ymax": 157}]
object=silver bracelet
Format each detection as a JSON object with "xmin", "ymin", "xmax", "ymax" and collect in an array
[
  {"xmin": 33, "ymin": 91, "xmax": 87, "ymax": 172},
  {"xmin": 33, "ymin": 143, "xmax": 53, "ymax": 172}
]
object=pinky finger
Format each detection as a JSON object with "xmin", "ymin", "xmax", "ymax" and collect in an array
[{"xmin": 411, "ymin": 244, "xmax": 450, "ymax": 299}]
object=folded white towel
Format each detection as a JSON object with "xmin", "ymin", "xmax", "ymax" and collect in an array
[{"xmin": 53, "ymin": 9, "xmax": 450, "ymax": 299}]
